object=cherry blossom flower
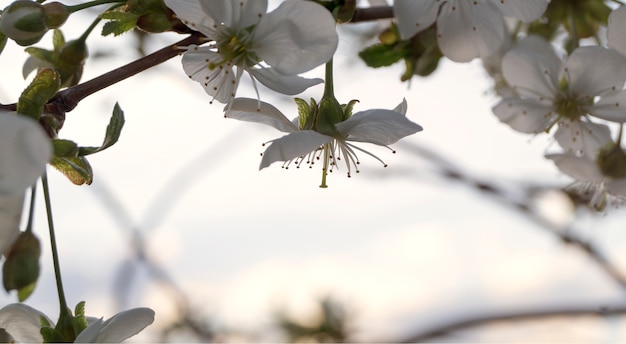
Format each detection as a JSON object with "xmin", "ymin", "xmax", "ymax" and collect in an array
[
  {"xmin": 492, "ymin": 36, "xmax": 626, "ymax": 157},
  {"xmin": 547, "ymin": 152, "xmax": 626, "ymax": 211},
  {"xmin": 164, "ymin": 0, "xmax": 338, "ymax": 106},
  {"xmin": 393, "ymin": 0, "xmax": 548, "ymax": 62},
  {"xmin": 0, "ymin": 111, "xmax": 51, "ymax": 256},
  {"xmin": 0, "ymin": 304, "xmax": 154, "ymax": 343},
  {"xmin": 225, "ymin": 98, "xmax": 422, "ymax": 186}
]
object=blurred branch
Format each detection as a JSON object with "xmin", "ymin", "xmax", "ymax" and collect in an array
[
  {"xmin": 350, "ymin": 6, "xmax": 393, "ymax": 23},
  {"xmin": 401, "ymin": 141, "xmax": 626, "ymax": 291},
  {"xmin": 399, "ymin": 303, "xmax": 626, "ymax": 342}
]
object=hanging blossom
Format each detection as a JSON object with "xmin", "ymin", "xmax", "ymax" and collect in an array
[
  {"xmin": 164, "ymin": 0, "xmax": 338, "ymax": 106},
  {"xmin": 492, "ymin": 36, "xmax": 626, "ymax": 157},
  {"xmin": 225, "ymin": 97, "xmax": 422, "ymax": 187},
  {"xmin": 0, "ymin": 111, "xmax": 52, "ymax": 256},
  {"xmin": 0, "ymin": 303, "xmax": 155, "ymax": 343},
  {"xmin": 393, "ymin": 0, "xmax": 548, "ymax": 62},
  {"xmin": 547, "ymin": 150, "xmax": 626, "ymax": 211}
]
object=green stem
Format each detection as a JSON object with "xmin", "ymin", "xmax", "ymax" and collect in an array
[
  {"xmin": 66, "ymin": 0, "xmax": 124, "ymax": 13},
  {"xmin": 41, "ymin": 172, "xmax": 70, "ymax": 317},
  {"xmin": 320, "ymin": 143, "xmax": 330, "ymax": 188},
  {"xmin": 323, "ymin": 58, "xmax": 334, "ymax": 99},
  {"xmin": 25, "ymin": 185, "xmax": 37, "ymax": 233}
]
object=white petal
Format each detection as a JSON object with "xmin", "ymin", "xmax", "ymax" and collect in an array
[
  {"xmin": 554, "ymin": 120, "xmax": 612, "ymax": 157},
  {"xmin": 393, "ymin": 0, "xmax": 440, "ymax": 39},
  {"xmin": 181, "ymin": 46, "xmax": 238, "ymax": 104},
  {"xmin": 565, "ymin": 46, "xmax": 626, "ymax": 97},
  {"xmin": 501, "ymin": 36, "xmax": 560, "ymax": 98},
  {"xmin": 0, "ymin": 113, "xmax": 52, "ymax": 196},
  {"xmin": 76, "ymin": 308, "xmax": 155, "ymax": 343},
  {"xmin": 0, "ymin": 194, "xmax": 24, "ymax": 256},
  {"xmin": 608, "ymin": 6, "xmax": 626, "ymax": 57},
  {"xmin": 545, "ymin": 153, "xmax": 604, "ymax": 182},
  {"xmin": 0, "ymin": 303, "xmax": 52, "ymax": 343},
  {"xmin": 591, "ymin": 89, "xmax": 626, "ymax": 123},
  {"xmin": 198, "ymin": 0, "xmax": 234, "ymax": 28},
  {"xmin": 253, "ymin": 0, "xmax": 338, "ymax": 74},
  {"xmin": 436, "ymin": 1, "xmax": 505, "ymax": 62},
  {"xmin": 260, "ymin": 131, "xmax": 332, "ymax": 169},
  {"xmin": 74, "ymin": 318, "xmax": 104, "ymax": 343},
  {"xmin": 392, "ymin": 98, "xmax": 408, "ymax": 115},
  {"xmin": 492, "ymin": 98, "xmax": 555, "ymax": 133},
  {"xmin": 336, "ymin": 109, "xmax": 422, "ymax": 146},
  {"xmin": 250, "ymin": 68, "xmax": 323, "ymax": 96},
  {"xmin": 236, "ymin": 0, "xmax": 268, "ymax": 30},
  {"xmin": 490, "ymin": 0, "xmax": 547, "ymax": 22},
  {"xmin": 225, "ymin": 98, "xmax": 298, "ymax": 133},
  {"xmin": 163, "ymin": 0, "xmax": 218, "ymax": 37}
]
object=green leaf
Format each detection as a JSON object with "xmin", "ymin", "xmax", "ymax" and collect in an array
[
  {"xmin": 50, "ymin": 156, "xmax": 93, "ymax": 185},
  {"xmin": 79, "ymin": 102, "xmax": 125, "ymax": 156},
  {"xmin": 17, "ymin": 68, "xmax": 61, "ymax": 120},
  {"xmin": 53, "ymin": 139, "xmax": 79, "ymax": 157},
  {"xmin": 358, "ymin": 43, "xmax": 405, "ymax": 68},
  {"xmin": 52, "ymin": 29, "xmax": 64, "ymax": 51},
  {"xmin": 17, "ymin": 282, "xmax": 37, "ymax": 302},
  {"xmin": 101, "ymin": 12, "xmax": 139, "ymax": 36}
]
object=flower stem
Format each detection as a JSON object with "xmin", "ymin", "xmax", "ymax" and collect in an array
[
  {"xmin": 320, "ymin": 143, "xmax": 330, "ymax": 188},
  {"xmin": 65, "ymin": 0, "xmax": 123, "ymax": 13},
  {"xmin": 25, "ymin": 185, "xmax": 37, "ymax": 233},
  {"xmin": 41, "ymin": 172, "xmax": 70, "ymax": 318},
  {"xmin": 323, "ymin": 59, "xmax": 334, "ymax": 99}
]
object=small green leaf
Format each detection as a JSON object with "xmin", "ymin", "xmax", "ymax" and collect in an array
[
  {"xmin": 24, "ymin": 46, "xmax": 56, "ymax": 64},
  {"xmin": 78, "ymin": 102, "xmax": 125, "ymax": 156},
  {"xmin": 52, "ymin": 29, "xmax": 64, "ymax": 51},
  {"xmin": 50, "ymin": 156, "xmax": 93, "ymax": 185},
  {"xmin": 53, "ymin": 139, "xmax": 79, "ymax": 157},
  {"xmin": 342, "ymin": 99, "xmax": 359, "ymax": 119},
  {"xmin": 101, "ymin": 12, "xmax": 139, "ymax": 36},
  {"xmin": 294, "ymin": 98, "xmax": 313, "ymax": 130},
  {"xmin": 17, "ymin": 282, "xmax": 37, "ymax": 302},
  {"xmin": 17, "ymin": 68, "xmax": 61, "ymax": 120},
  {"xmin": 358, "ymin": 43, "xmax": 405, "ymax": 68},
  {"xmin": 72, "ymin": 301, "xmax": 88, "ymax": 336}
]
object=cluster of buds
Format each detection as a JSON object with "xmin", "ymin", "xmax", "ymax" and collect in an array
[{"xmin": 0, "ymin": 0, "xmax": 69, "ymax": 46}]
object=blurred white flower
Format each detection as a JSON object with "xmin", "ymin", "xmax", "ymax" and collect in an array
[
  {"xmin": 393, "ymin": 0, "xmax": 547, "ymax": 62},
  {"xmin": 547, "ymin": 153, "xmax": 626, "ymax": 211},
  {"xmin": 608, "ymin": 6, "xmax": 626, "ymax": 57},
  {"xmin": 164, "ymin": 0, "xmax": 338, "ymax": 106},
  {"xmin": 0, "ymin": 304, "xmax": 154, "ymax": 343},
  {"xmin": 0, "ymin": 111, "xmax": 52, "ymax": 196},
  {"xmin": 493, "ymin": 36, "xmax": 626, "ymax": 157},
  {"xmin": 225, "ymin": 98, "xmax": 422, "ymax": 182}
]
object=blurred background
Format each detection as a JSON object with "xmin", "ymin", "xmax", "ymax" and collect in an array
[{"xmin": 3, "ymin": 0, "xmax": 626, "ymax": 341}]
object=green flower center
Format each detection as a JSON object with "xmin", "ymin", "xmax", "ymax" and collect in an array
[{"xmin": 209, "ymin": 27, "xmax": 259, "ymax": 70}]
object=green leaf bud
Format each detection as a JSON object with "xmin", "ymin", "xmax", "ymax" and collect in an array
[
  {"xmin": 2, "ymin": 231, "xmax": 41, "ymax": 297},
  {"xmin": 0, "ymin": 0, "xmax": 48, "ymax": 46},
  {"xmin": 136, "ymin": 13, "xmax": 173, "ymax": 33}
]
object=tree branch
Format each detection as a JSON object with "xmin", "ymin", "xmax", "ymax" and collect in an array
[{"xmin": 350, "ymin": 6, "xmax": 394, "ymax": 23}]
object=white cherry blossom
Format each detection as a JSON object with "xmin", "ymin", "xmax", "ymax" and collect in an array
[
  {"xmin": 0, "ymin": 304, "xmax": 154, "ymax": 343},
  {"xmin": 164, "ymin": 0, "xmax": 338, "ymax": 106},
  {"xmin": 225, "ymin": 98, "xmax": 422, "ymax": 185},
  {"xmin": 547, "ymin": 153, "xmax": 626, "ymax": 211},
  {"xmin": 493, "ymin": 36, "xmax": 626, "ymax": 157},
  {"xmin": 393, "ymin": 0, "xmax": 548, "ymax": 62},
  {"xmin": 608, "ymin": 6, "xmax": 626, "ymax": 57}
]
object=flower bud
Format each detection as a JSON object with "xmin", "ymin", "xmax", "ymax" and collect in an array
[
  {"xmin": 2, "ymin": 231, "xmax": 41, "ymax": 292},
  {"xmin": 379, "ymin": 27, "xmax": 399, "ymax": 46},
  {"xmin": 0, "ymin": 0, "xmax": 47, "ymax": 46},
  {"xmin": 136, "ymin": 13, "xmax": 173, "ymax": 33},
  {"xmin": 597, "ymin": 142, "xmax": 626, "ymax": 179},
  {"xmin": 58, "ymin": 39, "xmax": 88, "ymax": 87},
  {"xmin": 42, "ymin": 2, "xmax": 69, "ymax": 29}
]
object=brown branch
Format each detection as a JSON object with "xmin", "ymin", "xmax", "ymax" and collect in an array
[
  {"xmin": 399, "ymin": 303, "xmax": 626, "ymax": 342},
  {"xmin": 50, "ymin": 32, "xmax": 205, "ymax": 114},
  {"xmin": 350, "ymin": 6, "xmax": 394, "ymax": 23}
]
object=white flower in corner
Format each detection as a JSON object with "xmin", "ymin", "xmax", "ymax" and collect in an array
[
  {"xmin": 0, "ymin": 304, "xmax": 154, "ymax": 343},
  {"xmin": 164, "ymin": 0, "xmax": 338, "ymax": 106},
  {"xmin": 393, "ymin": 0, "xmax": 548, "ymax": 62},
  {"xmin": 492, "ymin": 36, "xmax": 626, "ymax": 157},
  {"xmin": 225, "ymin": 98, "xmax": 422, "ymax": 187},
  {"xmin": 0, "ymin": 111, "xmax": 51, "ymax": 256}
]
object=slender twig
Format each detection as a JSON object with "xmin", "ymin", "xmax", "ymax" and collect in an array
[
  {"xmin": 350, "ymin": 6, "xmax": 394, "ymax": 23},
  {"xmin": 399, "ymin": 303, "xmax": 626, "ymax": 342}
]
